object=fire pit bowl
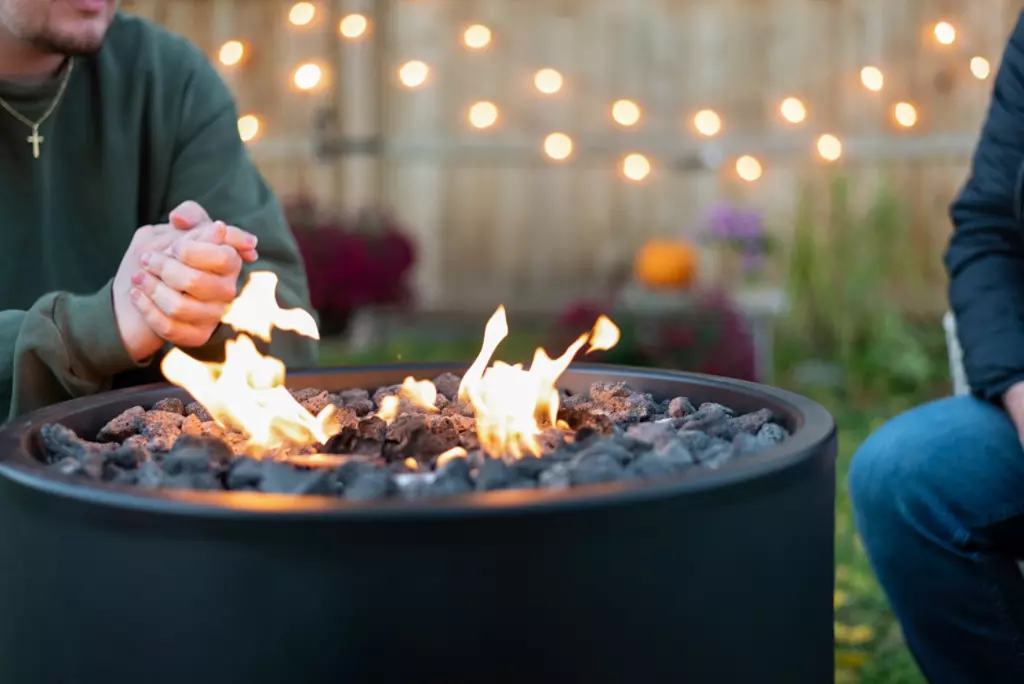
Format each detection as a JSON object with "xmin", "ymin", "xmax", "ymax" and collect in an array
[{"xmin": 0, "ymin": 363, "xmax": 836, "ymax": 684}]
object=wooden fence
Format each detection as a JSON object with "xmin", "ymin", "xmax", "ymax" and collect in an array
[{"xmin": 121, "ymin": 0, "xmax": 1019, "ymax": 311}]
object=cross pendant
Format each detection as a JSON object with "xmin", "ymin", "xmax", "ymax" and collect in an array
[{"xmin": 26, "ymin": 127, "xmax": 43, "ymax": 159}]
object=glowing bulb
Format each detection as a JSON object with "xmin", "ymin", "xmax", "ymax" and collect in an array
[
  {"xmin": 934, "ymin": 21, "xmax": 956, "ymax": 45},
  {"xmin": 289, "ymin": 2, "xmax": 316, "ymax": 26},
  {"xmin": 463, "ymin": 24, "xmax": 491, "ymax": 49},
  {"xmin": 534, "ymin": 68, "xmax": 563, "ymax": 94},
  {"xmin": 468, "ymin": 101, "xmax": 498, "ymax": 129},
  {"xmin": 816, "ymin": 134, "xmax": 842, "ymax": 161},
  {"xmin": 780, "ymin": 97, "xmax": 806, "ymax": 124},
  {"xmin": 894, "ymin": 101, "xmax": 917, "ymax": 127},
  {"xmin": 237, "ymin": 115, "xmax": 260, "ymax": 143},
  {"xmin": 218, "ymin": 40, "xmax": 245, "ymax": 67},
  {"xmin": 293, "ymin": 63, "xmax": 322, "ymax": 90},
  {"xmin": 398, "ymin": 60, "xmax": 429, "ymax": 88},
  {"xmin": 860, "ymin": 66, "xmax": 884, "ymax": 91},
  {"xmin": 612, "ymin": 99, "xmax": 641, "ymax": 127},
  {"xmin": 340, "ymin": 14, "xmax": 368, "ymax": 38},
  {"xmin": 971, "ymin": 56, "xmax": 991, "ymax": 80},
  {"xmin": 543, "ymin": 133, "xmax": 572, "ymax": 160},
  {"xmin": 736, "ymin": 155, "xmax": 762, "ymax": 182},
  {"xmin": 621, "ymin": 153, "xmax": 650, "ymax": 181},
  {"xmin": 693, "ymin": 109, "xmax": 721, "ymax": 136}
]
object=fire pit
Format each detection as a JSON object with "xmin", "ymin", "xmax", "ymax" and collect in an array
[{"xmin": 0, "ymin": 274, "xmax": 836, "ymax": 683}]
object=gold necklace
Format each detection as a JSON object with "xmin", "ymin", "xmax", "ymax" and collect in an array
[{"xmin": 0, "ymin": 59, "xmax": 75, "ymax": 159}]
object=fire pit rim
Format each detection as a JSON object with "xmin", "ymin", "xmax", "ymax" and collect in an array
[{"xmin": 0, "ymin": 363, "xmax": 836, "ymax": 520}]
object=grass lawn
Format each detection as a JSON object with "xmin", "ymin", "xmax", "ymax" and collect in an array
[{"xmin": 318, "ymin": 336, "xmax": 928, "ymax": 684}]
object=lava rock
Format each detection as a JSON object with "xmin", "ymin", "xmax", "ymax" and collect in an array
[
  {"xmin": 344, "ymin": 469, "xmax": 396, "ymax": 501},
  {"xmin": 625, "ymin": 422, "xmax": 678, "ymax": 451},
  {"xmin": 568, "ymin": 452, "xmax": 624, "ymax": 486},
  {"xmin": 260, "ymin": 462, "xmax": 333, "ymax": 495},
  {"xmin": 756, "ymin": 423, "xmax": 790, "ymax": 447},
  {"xmin": 300, "ymin": 391, "xmax": 332, "ymax": 416},
  {"xmin": 152, "ymin": 397, "xmax": 185, "ymax": 416},
  {"xmin": 163, "ymin": 435, "xmax": 232, "ymax": 475},
  {"xmin": 432, "ymin": 373, "xmax": 462, "ymax": 401},
  {"xmin": 226, "ymin": 457, "xmax": 264, "ymax": 489},
  {"xmin": 427, "ymin": 457, "xmax": 474, "ymax": 496},
  {"xmin": 667, "ymin": 397, "xmax": 696, "ymax": 418},
  {"xmin": 539, "ymin": 463, "xmax": 571, "ymax": 489},
  {"xmin": 136, "ymin": 461, "xmax": 166, "ymax": 488},
  {"xmin": 185, "ymin": 402, "xmax": 212, "ymax": 422},
  {"xmin": 97, "ymin": 406, "xmax": 145, "ymax": 442}
]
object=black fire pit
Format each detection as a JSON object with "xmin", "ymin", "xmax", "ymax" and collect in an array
[{"xmin": 0, "ymin": 364, "xmax": 836, "ymax": 684}]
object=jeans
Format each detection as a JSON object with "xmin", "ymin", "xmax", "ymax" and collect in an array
[{"xmin": 849, "ymin": 396, "xmax": 1024, "ymax": 683}]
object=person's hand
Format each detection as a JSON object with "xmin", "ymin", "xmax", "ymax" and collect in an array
[
  {"xmin": 1003, "ymin": 381, "xmax": 1024, "ymax": 442},
  {"xmin": 129, "ymin": 220, "xmax": 256, "ymax": 349},
  {"xmin": 168, "ymin": 201, "xmax": 258, "ymax": 262}
]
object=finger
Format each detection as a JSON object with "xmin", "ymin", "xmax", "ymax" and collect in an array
[
  {"xmin": 169, "ymin": 201, "xmax": 211, "ymax": 230},
  {"xmin": 172, "ymin": 240, "xmax": 243, "ymax": 276},
  {"xmin": 140, "ymin": 251, "xmax": 238, "ymax": 303},
  {"xmin": 132, "ymin": 271, "xmax": 228, "ymax": 324},
  {"xmin": 177, "ymin": 221, "xmax": 258, "ymax": 257},
  {"xmin": 129, "ymin": 288, "xmax": 211, "ymax": 348}
]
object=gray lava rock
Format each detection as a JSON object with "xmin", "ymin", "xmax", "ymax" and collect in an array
[
  {"xmin": 344, "ymin": 469, "xmax": 396, "ymax": 501},
  {"xmin": 226, "ymin": 457, "xmax": 264, "ymax": 489},
  {"xmin": 568, "ymin": 452, "xmax": 625, "ymax": 485},
  {"xmin": 260, "ymin": 462, "xmax": 332, "ymax": 495}
]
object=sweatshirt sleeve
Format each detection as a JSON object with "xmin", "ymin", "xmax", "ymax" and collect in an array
[
  {"xmin": 157, "ymin": 45, "xmax": 318, "ymax": 369},
  {"xmin": 1, "ymin": 281, "xmax": 148, "ymax": 420},
  {"xmin": 946, "ymin": 12, "xmax": 1024, "ymax": 402}
]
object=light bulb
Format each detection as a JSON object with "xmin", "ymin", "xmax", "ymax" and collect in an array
[
  {"xmin": 238, "ymin": 115, "xmax": 261, "ymax": 142},
  {"xmin": 340, "ymin": 14, "xmax": 368, "ymax": 38},
  {"xmin": 218, "ymin": 40, "xmax": 245, "ymax": 67},
  {"xmin": 693, "ymin": 109, "xmax": 721, "ymax": 136},
  {"xmin": 934, "ymin": 21, "xmax": 956, "ymax": 45},
  {"xmin": 289, "ymin": 2, "xmax": 316, "ymax": 26},
  {"xmin": 621, "ymin": 153, "xmax": 650, "ymax": 181},
  {"xmin": 860, "ymin": 66, "xmax": 884, "ymax": 91},
  {"xmin": 398, "ymin": 60, "xmax": 429, "ymax": 88},
  {"xmin": 543, "ymin": 133, "xmax": 572, "ymax": 160},
  {"xmin": 971, "ymin": 56, "xmax": 991, "ymax": 80},
  {"xmin": 736, "ymin": 155, "xmax": 762, "ymax": 181},
  {"xmin": 894, "ymin": 101, "xmax": 917, "ymax": 127},
  {"xmin": 293, "ymin": 63, "xmax": 322, "ymax": 90},
  {"xmin": 780, "ymin": 97, "xmax": 806, "ymax": 124},
  {"xmin": 816, "ymin": 134, "xmax": 842, "ymax": 161},
  {"xmin": 534, "ymin": 68, "xmax": 563, "ymax": 95},
  {"xmin": 468, "ymin": 101, "xmax": 498, "ymax": 129},
  {"xmin": 463, "ymin": 24, "xmax": 491, "ymax": 49},
  {"xmin": 612, "ymin": 99, "xmax": 641, "ymax": 127}
]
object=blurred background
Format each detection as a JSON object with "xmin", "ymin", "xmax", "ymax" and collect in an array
[{"xmin": 123, "ymin": 1, "xmax": 1010, "ymax": 681}]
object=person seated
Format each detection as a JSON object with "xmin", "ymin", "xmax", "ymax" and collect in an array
[
  {"xmin": 0, "ymin": 0, "xmax": 316, "ymax": 420},
  {"xmin": 849, "ymin": 11, "xmax": 1024, "ymax": 683}
]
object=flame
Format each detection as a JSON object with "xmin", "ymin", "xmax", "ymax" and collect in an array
[
  {"xmin": 161, "ymin": 271, "xmax": 619, "ymax": 465},
  {"xmin": 457, "ymin": 307, "xmax": 620, "ymax": 459},
  {"xmin": 161, "ymin": 271, "xmax": 335, "ymax": 456}
]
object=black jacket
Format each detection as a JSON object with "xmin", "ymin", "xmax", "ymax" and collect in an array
[{"xmin": 947, "ymin": 12, "xmax": 1024, "ymax": 401}]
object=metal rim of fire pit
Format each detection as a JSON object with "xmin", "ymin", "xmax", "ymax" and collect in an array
[{"xmin": 0, "ymin": 363, "xmax": 835, "ymax": 520}]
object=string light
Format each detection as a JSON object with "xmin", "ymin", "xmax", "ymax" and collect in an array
[
  {"xmin": 288, "ymin": 2, "xmax": 315, "ymax": 26},
  {"xmin": 463, "ymin": 24, "xmax": 491, "ymax": 49},
  {"xmin": 218, "ymin": 40, "xmax": 244, "ymax": 67},
  {"xmin": 621, "ymin": 153, "xmax": 650, "ymax": 181},
  {"xmin": 816, "ymin": 134, "xmax": 842, "ymax": 161},
  {"xmin": 293, "ymin": 63, "xmax": 322, "ymax": 90},
  {"xmin": 534, "ymin": 68, "xmax": 563, "ymax": 95},
  {"xmin": 612, "ymin": 99, "xmax": 641, "ymax": 127},
  {"xmin": 933, "ymin": 21, "xmax": 956, "ymax": 45},
  {"xmin": 238, "ymin": 115, "xmax": 261, "ymax": 142},
  {"xmin": 468, "ymin": 101, "xmax": 499, "ymax": 129},
  {"xmin": 543, "ymin": 133, "xmax": 572, "ymax": 160},
  {"xmin": 736, "ymin": 155, "xmax": 762, "ymax": 182},
  {"xmin": 339, "ymin": 14, "xmax": 368, "ymax": 39},
  {"xmin": 860, "ymin": 66, "xmax": 883, "ymax": 91},
  {"xmin": 971, "ymin": 56, "xmax": 991, "ymax": 79},
  {"xmin": 894, "ymin": 101, "xmax": 918, "ymax": 127},
  {"xmin": 693, "ymin": 109, "xmax": 722, "ymax": 136},
  {"xmin": 779, "ymin": 97, "xmax": 806, "ymax": 124},
  {"xmin": 398, "ymin": 60, "xmax": 429, "ymax": 88}
]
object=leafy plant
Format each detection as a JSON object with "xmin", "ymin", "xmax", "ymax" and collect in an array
[{"xmin": 779, "ymin": 174, "xmax": 949, "ymax": 396}]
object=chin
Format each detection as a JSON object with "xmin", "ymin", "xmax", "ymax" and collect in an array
[{"xmin": 44, "ymin": 1, "xmax": 116, "ymax": 54}]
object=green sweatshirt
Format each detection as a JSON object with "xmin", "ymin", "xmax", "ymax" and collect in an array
[{"xmin": 0, "ymin": 13, "xmax": 317, "ymax": 420}]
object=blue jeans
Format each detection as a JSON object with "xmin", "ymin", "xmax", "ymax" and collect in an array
[{"xmin": 850, "ymin": 396, "xmax": 1024, "ymax": 682}]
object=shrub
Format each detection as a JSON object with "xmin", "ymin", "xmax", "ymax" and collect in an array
[
  {"xmin": 552, "ymin": 290, "xmax": 758, "ymax": 381},
  {"xmin": 286, "ymin": 198, "xmax": 417, "ymax": 336}
]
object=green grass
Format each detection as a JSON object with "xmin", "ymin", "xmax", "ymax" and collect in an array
[{"xmin": 317, "ymin": 335, "xmax": 929, "ymax": 683}]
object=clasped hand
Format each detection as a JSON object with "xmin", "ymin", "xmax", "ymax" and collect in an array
[{"xmin": 114, "ymin": 201, "xmax": 259, "ymax": 362}]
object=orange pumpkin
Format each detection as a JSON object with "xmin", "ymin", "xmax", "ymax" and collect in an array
[{"xmin": 633, "ymin": 239, "xmax": 698, "ymax": 290}]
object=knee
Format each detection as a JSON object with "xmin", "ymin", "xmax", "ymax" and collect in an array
[{"xmin": 848, "ymin": 396, "xmax": 1017, "ymax": 540}]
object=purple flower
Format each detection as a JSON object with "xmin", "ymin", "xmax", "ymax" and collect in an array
[{"xmin": 706, "ymin": 204, "xmax": 764, "ymax": 241}]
